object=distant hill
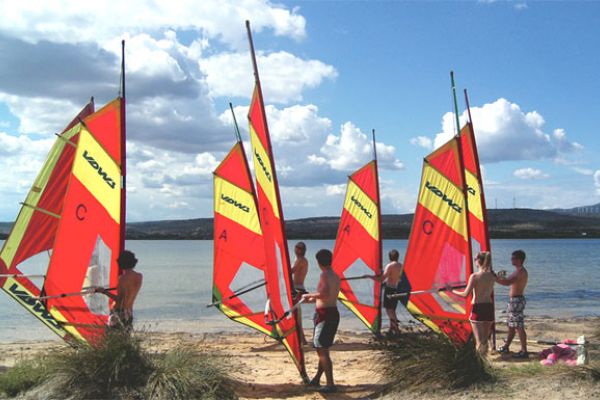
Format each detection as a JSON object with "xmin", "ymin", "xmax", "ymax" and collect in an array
[
  {"xmin": 2, "ymin": 208, "xmax": 599, "ymax": 240},
  {"xmin": 552, "ymin": 202, "xmax": 600, "ymax": 217}
]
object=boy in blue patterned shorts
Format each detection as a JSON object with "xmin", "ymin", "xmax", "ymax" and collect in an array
[{"xmin": 496, "ymin": 250, "xmax": 529, "ymax": 358}]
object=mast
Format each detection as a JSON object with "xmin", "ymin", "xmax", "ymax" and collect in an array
[
  {"xmin": 450, "ymin": 71, "xmax": 474, "ymax": 285},
  {"xmin": 450, "ymin": 71, "xmax": 461, "ymax": 136},
  {"xmin": 119, "ymin": 39, "xmax": 127, "ymax": 256},
  {"xmin": 229, "ymin": 102, "xmax": 243, "ymax": 143},
  {"xmin": 372, "ymin": 129, "xmax": 382, "ymax": 335}
]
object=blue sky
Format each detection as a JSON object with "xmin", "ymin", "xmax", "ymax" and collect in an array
[{"xmin": 0, "ymin": 0, "xmax": 599, "ymax": 221}]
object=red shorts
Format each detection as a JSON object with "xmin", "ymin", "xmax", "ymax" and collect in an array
[{"xmin": 470, "ymin": 303, "xmax": 494, "ymax": 322}]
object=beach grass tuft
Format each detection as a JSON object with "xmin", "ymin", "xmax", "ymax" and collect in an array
[
  {"xmin": 0, "ymin": 358, "xmax": 52, "ymax": 397},
  {"xmin": 146, "ymin": 347, "xmax": 236, "ymax": 400},
  {"xmin": 0, "ymin": 331, "xmax": 237, "ymax": 399},
  {"xmin": 50, "ymin": 330, "xmax": 153, "ymax": 399},
  {"xmin": 376, "ymin": 331, "xmax": 495, "ymax": 393}
]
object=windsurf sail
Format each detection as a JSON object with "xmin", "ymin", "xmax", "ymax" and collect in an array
[
  {"xmin": 332, "ymin": 131, "xmax": 382, "ymax": 335},
  {"xmin": 0, "ymin": 43, "xmax": 126, "ymax": 344},
  {"xmin": 211, "ymin": 106, "xmax": 272, "ymax": 336},
  {"xmin": 0, "ymin": 97, "xmax": 124, "ymax": 344},
  {"xmin": 245, "ymin": 20, "xmax": 307, "ymax": 381},
  {"xmin": 402, "ymin": 137, "xmax": 474, "ymax": 345}
]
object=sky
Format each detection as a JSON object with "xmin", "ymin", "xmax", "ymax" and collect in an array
[{"xmin": 0, "ymin": 0, "xmax": 599, "ymax": 222}]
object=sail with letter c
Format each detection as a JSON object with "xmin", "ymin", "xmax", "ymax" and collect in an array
[{"xmin": 402, "ymin": 137, "xmax": 474, "ymax": 345}]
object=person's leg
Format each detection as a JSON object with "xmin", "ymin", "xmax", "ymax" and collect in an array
[
  {"xmin": 385, "ymin": 308, "xmax": 399, "ymax": 334},
  {"xmin": 311, "ymin": 350, "xmax": 324, "ymax": 384},
  {"xmin": 471, "ymin": 321, "xmax": 488, "ymax": 355},
  {"xmin": 516, "ymin": 327, "xmax": 528, "ymax": 352},
  {"xmin": 318, "ymin": 348, "xmax": 334, "ymax": 387},
  {"xmin": 505, "ymin": 326, "xmax": 516, "ymax": 348}
]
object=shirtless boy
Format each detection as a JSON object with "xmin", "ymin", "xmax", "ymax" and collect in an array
[
  {"xmin": 379, "ymin": 249, "xmax": 404, "ymax": 335},
  {"xmin": 292, "ymin": 241, "xmax": 308, "ymax": 344},
  {"xmin": 302, "ymin": 249, "xmax": 340, "ymax": 393},
  {"xmin": 97, "ymin": 250, "xmax": 143, "ymax": 331},
  {"xmin": 496, "ymin": 249, "xmax": 529, "ymax": 358}
]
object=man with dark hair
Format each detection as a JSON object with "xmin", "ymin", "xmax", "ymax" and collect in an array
[
  {"xmin": 496, "ymin": 249, "xmax": 529, "ymax": 358},
  {"xmin": 368, "ymin": 249, "xmax": 404, "ymax": 335},
  {"xmin": 292, "ymin": 241, "xmax": 309, "ymax": 344},
  {"xmin": 302, "ymin": 249, "xmax": 340, "ymax": 393},
  {"xmin": 97, "ymin": 250, "xmax": 143, "ymax": 331}
]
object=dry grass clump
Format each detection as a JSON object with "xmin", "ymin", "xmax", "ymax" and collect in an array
[
  {"xmin": 376, "ymin": 332, "xmax": 495, "ymax": 394},
  {"xmin": 0, "ymin": 331, "xmax": 236, "ymax": 399}
]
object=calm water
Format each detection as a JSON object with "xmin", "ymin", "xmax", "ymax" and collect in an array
[{"xmin": 0, "ymin": 239, "xmax": 599, "ymax": 342}]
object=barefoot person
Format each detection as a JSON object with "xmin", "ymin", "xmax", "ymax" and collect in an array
[
  {"xmin": 449, "ymin": 251, "xmax": 495, "ymax": 355},
  {"xmin": 370, "ymin": 249, "xmax": 404, "ymax": 335},
  {"xmin": 97, "ymin": 250, "xmax": 143, "ymax": 331},
  {"xmin": 496, "ymin": 250, "xmax": 529, "ymax": 358},
  {"xmin": 302, "ymin": 249, "xmax": 340, "ymax": 393},
  {"xmin": 292, "ymin": 241, "xmax": 309, "ymax": 345}
]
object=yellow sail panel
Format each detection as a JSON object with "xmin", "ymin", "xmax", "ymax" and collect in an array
[
  {"xmin": 72, "ymin": 129, "xmax": 121, "ymax": 223},
  {"xmin": 343, "ymin": 180, "xmax": 379, "ymax": 241},
  {"xmin": 466, "ymin": 170, "xmax": 484, "ymax": 223},
  {"xmin": 418, "ymin": 164, "xmax": 467, "ymax": 240},
  {"xmin": 214, "ymin": 176, "xmax": 261, "ymax": 235},
  {"xmin": 249, "ymin": 125, "xmax": 279, "ymax": 219}
]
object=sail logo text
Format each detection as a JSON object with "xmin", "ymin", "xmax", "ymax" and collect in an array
[
  {"xmin": 221, "ymin": 194, "xmax": 250, "ymax": 213},
  {"xmin": 467, "ymin": 186, "xmax": 476, "ymax": 196},
  {"xmin": 83, "ymin": 150, "xmax": 116, "ymax": 189},
  {"xmin": 350, "ymin": 196, "xmax": 373, "ymax": 219},
  {"xmin": 425, "ymin": 181, "xmax": 462, "ymax": 213},
  {"xmin": 254, "ymin": 151, "xmax": 272, "ymax": 182},
  {"xmin": 8, "ymin": 283, "xmax": 62, "ymax": 330}
]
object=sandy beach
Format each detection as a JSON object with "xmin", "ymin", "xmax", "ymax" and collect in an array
[{"xmin": 1, "ymin": 316, "xmax": 598, "ymax": 399}]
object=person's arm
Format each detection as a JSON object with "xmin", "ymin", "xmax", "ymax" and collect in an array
[
  {"xmin": 449, "ymin": 274, "xmax": 475, "ymax": 298},
  {"xmin": 364, "ymin": 265, "xmax": 388, "ymax": 281},
  {"xmin": 95, "ymin": 287, "xmax": 118, "ymax": 301},
  {"xmin": 496, "ymin": 270, "xmax": 519, "ymax": 286}
]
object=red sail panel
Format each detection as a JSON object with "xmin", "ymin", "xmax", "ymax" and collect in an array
[
  {"xmin": 43, "ymin": 100, "xmax": 123, "ymax": 343},
  {"xmin": 248, "ymin": 86, "xmax": 307, "ymax": 379},
  {"xmin": 459, "ymin": 124, "xmax": 489, "ymax": 252},
  {"xmin": 213, "ymin": 142, "xmax": 273, "ymax": 336},
  {"xmin": 332, "ymin": 161, "xmax": 381, "ymax": 334},
  {"xmin": 403, "ymin": 139, "xmax": 473, "ymax": 345},
  {"xmin": 0, "ymin": 102, "xmax": 95, "ymax": 341}
]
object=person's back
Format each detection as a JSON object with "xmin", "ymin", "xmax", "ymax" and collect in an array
[
  {"xmin": 471, "ymin": 270, "xmax": 495, "ymax": 304},
  {"xmin": 315, "ymin": 268, "xmax": 340, "ymax": 309},
  {"xmin": 110, "ymin": 250, "xmax": 143, "ymax": 330},
  {"xmin": 383, "ymin": 261, "xmax": 402, "ymax": 287}
]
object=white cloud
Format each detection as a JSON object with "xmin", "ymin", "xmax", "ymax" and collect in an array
[
  {"xmin": 594, "ymin": 171, "xmax": 600, "ymax": 195},
  {"xmin": 200, "ymin": 51, "xmax": 337, "ymax": 104},
  {"xmin": 432, "ymin": 98, "xmax": 581, "ymax": 163},
  {"xmin": 0, "ymin": 0, "xmax": 306, "ymax": 48},
  {"xmin": 572, "ymin": 167, "xmax": 594, "ymax": 176},
  {"xmin": 514, "ymin": 3, "xmax": 528, "ymax": 11},
  {"xmin": 320, "ymin": 122, "xmax": 404, "ymax": 171},
  {"xmin": 513, "ymin": 167, "xmax": 549, "ymax": 180},
  {"xmin": 410, "ymin": 135, "xmax": 433, "ymax": 150}
]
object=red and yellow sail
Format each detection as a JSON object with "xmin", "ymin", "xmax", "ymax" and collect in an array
[
  {"xmin": 403, "ymin": 138, "xmax": 474, "ymax": 345},
  {"xmin": 212, "ymin": 141, "xmax": 272, "ymax": 336},
  {"xmin": 247, "ymin": 84, "xmax": 307, "ymax": 379},
  {"xmin": 0, "ymin": 98, "xmax": 124, "ymax": 344},
  {"xmin": 332, "ymin": 161, "xmax": 382, "ymax": 334}
]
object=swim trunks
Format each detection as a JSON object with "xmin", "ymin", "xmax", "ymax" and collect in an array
[
  {"xmin": 313, "ymin": 307, "xmax": 339, "ymax": 348},
  {"xmin": 383, "ymin": 284, "xmax": 400, "ymax": 310},
  {"xmin": 507, "ymin": 296, "xmax": 526, "ymax": 328},
  {"xmin": 109, "ymin": 308, "xmax": 133, "ymax": 331},
  {"xmin": 470, "ymin": 302, "xmax": 494, "ymax": 322}
]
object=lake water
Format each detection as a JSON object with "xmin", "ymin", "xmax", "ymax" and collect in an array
[{"xmin": 0, "ymin": 239, "xmax": 599, "ymax": 342}]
